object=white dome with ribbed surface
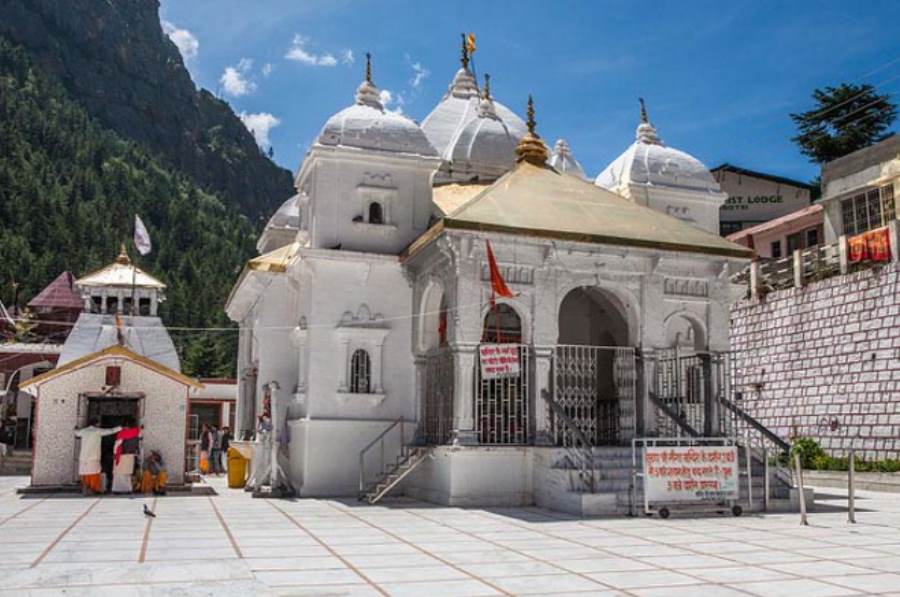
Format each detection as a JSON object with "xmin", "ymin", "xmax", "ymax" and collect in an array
[{"xmin": 317, "ymin": 74, "xmax": 436, "ymax": 157}]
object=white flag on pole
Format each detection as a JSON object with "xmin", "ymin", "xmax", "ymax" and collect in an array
[{"xmin": 134, "ymin": 215, "xmax": 152, "ymax": 256}]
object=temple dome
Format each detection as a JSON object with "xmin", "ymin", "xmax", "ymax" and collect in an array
[
  {"xmin": 596, "ymin": 100, "xmax": 722, "ymax": 195},
  {"xmin": 421, "ymin": 46, "xmax": 527, "ymax": 168},
  {"xmin": 445, "ymin": 89, "xmax": 518, "ymax": 180},
  {"xmin": 316, "ymin": 57, "xmax": 436, "ymax": 157},
  {"xmin": 549, "ymin": 139, "xmax": 586, "ymax": 179},
  {"xmin": 258, "ymin": 193, "xmax": 301, "ymax": 253}
]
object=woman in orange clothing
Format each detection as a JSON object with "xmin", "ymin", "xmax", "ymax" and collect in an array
[{"xmin": 141, "ymin": 450, "xmax": 168, "ymax": 495}]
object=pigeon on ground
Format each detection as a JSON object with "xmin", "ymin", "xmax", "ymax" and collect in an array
[{"xmin": 143, "ymin": 504, "xmax": 156, "ymax": 518}]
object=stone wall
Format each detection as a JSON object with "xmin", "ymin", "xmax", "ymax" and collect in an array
[{"xmin": 730, "ymin": 262, "xmax": 900, "ymax": 459}]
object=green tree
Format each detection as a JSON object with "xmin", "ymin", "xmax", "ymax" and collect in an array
[
  {"xmin": 790, "ymin": 83, "xmax": 897, "ymax": 164},
  {"xmin": 0, "ymin": 37, "xmax": 255, "ymax": 376}
]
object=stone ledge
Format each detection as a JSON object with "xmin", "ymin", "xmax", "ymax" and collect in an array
[{"xmin": 804, "ymin": 469, "xmax": 900, "ymax": 493}]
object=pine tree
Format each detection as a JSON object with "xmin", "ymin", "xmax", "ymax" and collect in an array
[{"xmin": 790, "ymin": 83, "xmax": 897, "ymax": 164}]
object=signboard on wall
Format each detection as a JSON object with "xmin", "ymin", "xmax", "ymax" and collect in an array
[
  {"xmin": 714, "ymin": 166, "xmax": 812, "ymax": 224},
  {"xmin": 479, "ymin": 344, "xmax": 520, "ymax": 379},
  {"xmin": 643, "ymin": 446, "xmax": 739, "ymax": 502}
]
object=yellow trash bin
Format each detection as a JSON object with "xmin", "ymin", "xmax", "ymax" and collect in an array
[{"xmin": 227, "ymin": 447, "xmax": 248, "ymax": 488}]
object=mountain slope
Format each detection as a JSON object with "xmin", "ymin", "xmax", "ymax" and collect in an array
[
  {"xmin": 0, "ymin": 0, "xmax": 294, "ymax": 221},
  {"xmin": 0, "ymin": 37, "xmax": 249, "ymax": 376}
]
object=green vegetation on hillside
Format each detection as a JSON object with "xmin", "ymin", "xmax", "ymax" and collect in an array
[
  {"xmin": 0, "ymin": 37, "xmax": 250, "ymax": 376},
  {"xmin": 0, "ymin": 0, "xmax": 295, "ymax": 221}
]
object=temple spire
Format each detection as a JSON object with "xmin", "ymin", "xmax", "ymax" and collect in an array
[
  {"xmin": 635, "ymin": 97, "xmax": 661, "ymax": 145},
  {"xmin": 116, "ymin": 243, "xmax": 131, "ymax": 265},
  {"xmin": 460, "ymin": 32, "xmax": 470, "ymax": 69},
  {"xmin": 515, "ymin": 95, "xmax": 549, "ymax": 165},
  {"xmin": 355, "ymin": 52, "xmax": 382, "ymax": 109},
  {"xmin": 483, "ymin": 73, "xmax": 491, "ymax": 100}
]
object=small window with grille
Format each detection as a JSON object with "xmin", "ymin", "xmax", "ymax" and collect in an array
[
  {"xmin": 350, "ymin": 349, "xmax": 371, "ymax": 394},
  {"xmin": 841, "ymin": 183, "xmax": 896, "ymax": 236}
]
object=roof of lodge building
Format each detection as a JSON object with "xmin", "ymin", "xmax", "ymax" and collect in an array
[
  {"xmin": 408, "ymin": 159, "xmax": 754, "ymax": 260},
  {"xmin": 711, "ymin": 163, "xmax": 816, "ymax": 190}
]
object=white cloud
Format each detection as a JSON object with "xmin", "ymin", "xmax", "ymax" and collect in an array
[
  {"xmin": 220, "ymin": 59, "xmax": 256, "ymax": 97},
  {"xmin": 410, "ymin": 61, "xmax": 429, "ymax": 89},
  {"xmin": 162, "ymin": 20, "xmax": 199, "ymax": 61},
  {"xmin": 342, "ymin": 50, "xmax": 355, "ymax": 65},
  {"xmin": 379, "ymin": 89, "xmax": 404, "ymax": 115},
  {"xmin": 262, "ymin": 63, "xmax": 274, "ymax": 77},
  {"xmin": 240, "ymin": 112, "xmax": 281, "ymax": 148},
  {"xmin": 285, "ymin": 34, "xmax": 338, "ymax": 67}
]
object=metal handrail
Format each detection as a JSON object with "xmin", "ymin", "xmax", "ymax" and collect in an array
[
  {"xmin": 718, "ymin": 395, "xmax": 790, "ymax": 455},
  {"xmin": 647, "ymin": 391, "xmax": 701, "ymax": 438},
  {"xmin": 540, "ymin": 389, "xmax": 595, "ymax": 493},
  {"xmin": 358, "ymin": 416, "xmax": 405, "ymax": 493}
]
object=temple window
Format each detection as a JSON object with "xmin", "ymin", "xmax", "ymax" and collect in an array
[
  {"xmin": 350, "ymin": 349, "xmax": 372, "ymax": 393},
  {"xmin": 368, "ymin": 202, "xmax": 384, "ymax": 225}
]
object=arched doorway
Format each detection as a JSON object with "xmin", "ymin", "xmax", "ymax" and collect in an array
[
  {"xmin": 476, "ymin": 303, "xmax": 530, "ymax": 444},
  {"xmin": 555, "ymin": 287, "xmax": 635, "ymax": 445}
]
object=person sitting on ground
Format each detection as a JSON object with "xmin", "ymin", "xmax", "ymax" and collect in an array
[{"xmin": 141, "ymin": 450, "xmax": 168, "ymax": 495}]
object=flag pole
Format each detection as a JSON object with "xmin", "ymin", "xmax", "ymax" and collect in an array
[{"xmin": 130, "ymin": 241, "xmax": 137, "ymax": 317}]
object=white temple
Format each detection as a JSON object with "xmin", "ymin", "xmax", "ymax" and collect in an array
[{"xmin": 226, "ymin": 43, "xmax": 789, "ymax": 514}]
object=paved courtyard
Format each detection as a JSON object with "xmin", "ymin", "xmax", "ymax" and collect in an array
[{"xmin": 1, "ymin": 476, "xmax": 900, "ymax": 596}]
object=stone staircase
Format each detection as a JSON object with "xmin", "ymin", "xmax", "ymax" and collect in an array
[
  {"xmin": 0, "ymin": 450, "xmax": 32, "ymax": 476},
  {"xmin": 536, "ymin": 444, "xmax": 796, "ymax": 517},
  {"xmin": 360, "ymin": 446, "xmax": 431, "ymax": 505}
]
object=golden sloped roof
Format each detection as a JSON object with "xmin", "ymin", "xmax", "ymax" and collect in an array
[
  {"xmin": 412, "ymin": 161, "xmax": 753, "ymax": 259},
  {"xmin": 247, "ymin": 241, "xmax": 301, "ymax": 273}
]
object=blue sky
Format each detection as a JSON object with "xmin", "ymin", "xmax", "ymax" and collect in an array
[{"xmin": 160, "ymin": 0, "xmax": 900, "ymax": 184}]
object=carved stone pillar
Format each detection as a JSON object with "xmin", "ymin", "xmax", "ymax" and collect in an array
[
  {"xmin": 450, "ymin": 343, "xmax": 478, "ymax": 445},
  {"xmin": 533, "ymin": 346, "xmax": 554, "ymax": 445}
]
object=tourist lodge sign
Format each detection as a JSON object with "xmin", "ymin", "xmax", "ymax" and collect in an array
[{"xmin": 643, "ymin": 446, "xmax": 739, "ymax": 502}]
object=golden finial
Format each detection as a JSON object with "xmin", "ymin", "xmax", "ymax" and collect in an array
[
  {"xmin": 515, "ymin": 94, "xmax": 549, "ymax": 165},
  {"xmin": 639, "ymin": 97, "xmax": 648, "ymax": 124},
  {"xmin": 483, "ymin": 73, "xmax": 491, "ymax": 100},
  {"xmin": 365, "ymin": 52, "xmax": 372, "ymax": 83},
  {"xmin": 116, "ymin": 243, "xmax": 132, "ymax": 265},
  {"xmin": 460, "ymin": 33, "xmax": 469, "ymax": 69}
]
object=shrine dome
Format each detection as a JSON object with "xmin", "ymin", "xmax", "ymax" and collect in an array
[
  {"xmin": 316, "ymin": 56, "xmax": 437, "ymax": 157},
  {"xmin": 595, "ymin": 100, "xmax": 723, "ymax": 196},
  {"xmin": 445, "ymin": 80, "xmax": 519, "ymax": 180},
  {"xmin": 549, "ymin": 139, "xmax": 586, "ymax": 179},
  {"xmin": 421, "ymin": 42, "xmax": 527, "ymax": 167}
]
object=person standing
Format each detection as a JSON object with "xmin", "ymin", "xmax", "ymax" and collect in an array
[
  {"xmin": 199, "ymin": 423, "xmax": 211, "ymax": 475},
  {"xmin": 209, "ymin": 425, "xmax": 222, "ymax": 475},
  {"xmin": 220, "ymin": 426, "xmax": 232, "ymax": 473},
  {"xmin": 75, "ymin": 418, "xmax": 121, "ymax": 495}
]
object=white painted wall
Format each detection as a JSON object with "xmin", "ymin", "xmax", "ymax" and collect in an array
[{"xmin": 29, "ymin": 357, "xmax": 190, "ymax": 486}]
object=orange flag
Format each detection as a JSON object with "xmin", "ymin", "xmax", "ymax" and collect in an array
[{"xmin": 486, "ymin": 240, "xmax": 515, "ymax": 305}]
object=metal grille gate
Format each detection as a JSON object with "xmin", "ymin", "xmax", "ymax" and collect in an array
[
  {"xmin": 553, "ymin": 346, "xmax": 636, "ymax": 445},
  {"xmin": 653, "ymin": 348, "xmax": 710, "ymax": 436},
  {"xmin": 475, "ymin": 344, "xmax": 532, "ymax": 445},
  {"xmin": 423, "ymin": 348, "xmax": 454, "ymax": 445}
]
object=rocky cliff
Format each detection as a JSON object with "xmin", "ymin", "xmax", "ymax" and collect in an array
[{"xmin": 0, "ymin": 0, "xmax": 293, "ymax": 221}]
